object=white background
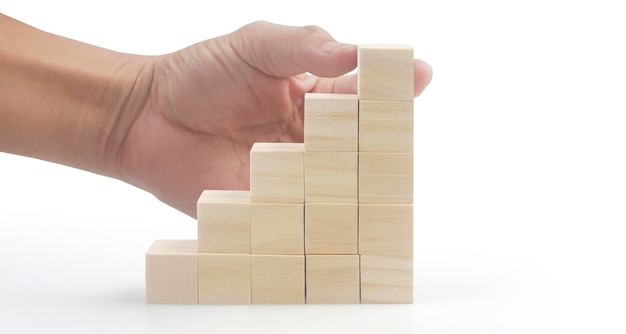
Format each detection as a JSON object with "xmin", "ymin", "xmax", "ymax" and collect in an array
[{"xmin": 1, "ymin": 1, "xmax": 625, "ymax": 333}]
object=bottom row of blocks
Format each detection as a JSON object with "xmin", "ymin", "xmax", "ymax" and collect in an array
[{"xmin": 146, "ymin": 240, "xmax": 412, "ymax": 304}]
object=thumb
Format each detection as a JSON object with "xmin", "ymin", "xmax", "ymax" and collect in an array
[{"xmin": 229, "ymin": 21, "xmax": 357, "ymax": 78}]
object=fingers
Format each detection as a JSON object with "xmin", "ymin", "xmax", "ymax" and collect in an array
[
  {"xmin": 229, "ymin": 21, "xmax": 432, "ymax": 95},
  {"xmin": 309, "ymin": 59, "xmax": 433, "ymax": 97},
  {"xmin": 413, "ymin": 59, "xmax": 433, "ymax": 97},
  {"xmin": 229, "ymin": 21, "xmax": 357, "ymax": 78}
]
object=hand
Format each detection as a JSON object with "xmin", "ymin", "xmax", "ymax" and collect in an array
[{"xmin": 116, "ymin": 21, "xmax": 433, "ymax": 217}]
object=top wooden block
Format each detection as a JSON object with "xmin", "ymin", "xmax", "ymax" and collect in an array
[
  {"xmin": 304, "ymin": 93, "xmax": 358, "ymax": 152},
  {"xmin": 357, "ymin": 45, "xmax": 414, "ymax": 101}
]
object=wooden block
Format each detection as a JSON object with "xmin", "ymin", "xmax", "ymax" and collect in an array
[
  {"xmin": 251, "ymin": 255, "xmax": 305, "ymax": 304},
  {"xmin": 197, "ymin": 190, "xmax": 250, "ymax": 254},
  {"xmin": 359, "ymin": 100, "xmax": 414, "ymax": 153},
  {"xmin": 198, "ymin": 254, "xmax": 250, "ymax": 304},
  {"xmin": 304, "ymin": 93, "xmax": 358, "ymax": 152},
  {"xmin": 305, "ymin": 255, "xmax": 360, "ymax": 304},
  {"xmin": 145, "ymin": 240, "xmax": 198, "ymax": 304},
  {"xmin": 250, "ymin": 143, "xmax": 304, "ymax": 203},
  {"xmin": 305, "ymin": 203, "xmax": 357, "ymax": 255},
  {"xmin": 359, "ymin": 204, "xmax": 413, "ymax": 255},
  {"xmin": 305, "ymin": 151, "xmax": 358, "ymax": 203},
  {"xmin": 251, "ymin": 203, "xmax": 304, "ymax": 255},
  {"xmin": 359, "ymin": 152, "xmax": 413, "ymax": 204},
  {"xmin": 360, "ymin": 255, "xmax": 413, "ymax": 304},
  {"xmin": 357, "ymin": 45, "xmax": 414, "ymax": 101}
]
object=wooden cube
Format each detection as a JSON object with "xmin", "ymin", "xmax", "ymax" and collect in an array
[
  {"xmin": 359, "ymin": 152, "xmax": 413, "ymax": 204},
  {"xmin": 359, "ymin": 204, "xmax": 413, "ymax": 255},
  {"xmin": 305, "ymin": 203, "xmax": 357, "ymax": 255},
  {"xmin": 357, "ymin": 45, "xmax": 414, "ymax": 101},
  {"xmin": 304, "ymin": 93, "xmax": 358, "ymax": 152},
  {"xmin": 305, "ymin": 151, "xmax": 358, "ymax": 203},
  {"xmin": 251, "ymin": 255, "xmax": 305, "ymax": 304},
  {"xmin": 198, "ymin": 254, "xmax": 250, "ymax": 304},
  {"xmin": 197, "ymin": 190, "xmax": 250, "ymax": 254},
  {"xmin": 306, "ymin": 255, "xmax": 360, "ymax": 304},
  {"xmin": 250, "ymin": 143, "xmax": 304, "ymax": 203},
  {"xmin": 360, "ymin": 255, "xmax": 413, "ymax": 304},
  {"xmin": 145, "ymin": 240, "xmax": 198, "ymax": 304},
  {"xmin": 251, "ymin": 203, "xmax": 304, "ymax": 255},
  {"xmin": 359, "ymin": 100, "xmax": 414, "ymax": 153}
]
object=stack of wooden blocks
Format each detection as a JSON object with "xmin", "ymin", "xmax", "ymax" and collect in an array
[{"xmin": 145, "ymin": 44, "xmax": 414, "ymax": 304}]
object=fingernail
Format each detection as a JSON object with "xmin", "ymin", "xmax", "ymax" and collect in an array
[{"xmin": 321, "ymin": 41, "xmax": 356, "ymax": 53}]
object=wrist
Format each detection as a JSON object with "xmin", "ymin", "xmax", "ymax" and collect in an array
[{"xmin": 96, "ymin": 55, "xmax": 157, "ymax": 180}]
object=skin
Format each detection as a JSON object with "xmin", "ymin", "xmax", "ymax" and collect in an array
[{"xmin": 0, "ymin": 14, "xmax": 433, "ymax": 218}]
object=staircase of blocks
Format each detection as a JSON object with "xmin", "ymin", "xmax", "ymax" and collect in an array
[{"xmin": 145, "ymin": 45, "xmax": 414, "ymax": 304}]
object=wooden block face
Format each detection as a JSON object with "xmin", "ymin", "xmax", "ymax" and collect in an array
[
  {"xmin": 305, "ymin": 151, "xmax": 358, "ymax": 203},
  {"xmin": 250, "ymin": 143, "xmax": 304, "ymax": 203},
  {"xmin": 251, "ymin": 203, "xmax": 304, "ymax": 255},
  {"xmin": 359, "ymin": 152, "xmax": 413, "ymax": 204},
  {"xmin": 359, "ymin": 100, "xmax": 414, "ymax": 153},
  {"xmin": 359, "ymin": 204, "xmax": 413, "ymax": 255},
  {"xmin": 305, "ymin": 255, "xmax": 360, "ymax": 304},
  {"xmin": 198, "ymin": 254, "xmax": 250, "ymax": 304},
  {"xmin": 145, "ymin": 240, "xmax": 198, "ymax": 304},
  {"xmin": 305, "ymin": 203, "xmax": 357, "ymax": 255},
  {"xmin": 197, "ymin": 190, "xmax": 250, "ymax": 254},
  {"xmin": 304, "ymin": 93, "xmax": 358, "ymax": 152},
  {"xmin": 251, "ymin": 255, "xmax": 305, "ymax": 304},
  {"xmin": 360, "ymin": 255, "xmax": 413, "ymax": 304},
  {"xmin": 357, "ymin": 45, "xmax": 414, "ymax": 101}
]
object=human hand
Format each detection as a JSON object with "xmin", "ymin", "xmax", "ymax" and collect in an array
[{"xmin": 118, "ymin": 21, "xmax": 433, "ymax": 217}]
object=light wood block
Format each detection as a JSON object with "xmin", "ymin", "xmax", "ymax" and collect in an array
[
  {"xmin": 197, "ymin": 190, "xmax": 250, "ymax": 254},
  {"xmin": 251, "ymin": 255, "xmax": 305, "ymax": 304},
  {"xmin": 306, "ymin": 255, "xmax": 360, "ymax": 304},
  {"xmin": 198, "ymin": 254, "xmax": 250, "ymax": 304},
  {"xmin": 251, "ymin": 203, "xmax": 304, "ymax": 255},
  {"xmin": 305, "ymin": 151, "xmax": 358, "ymax": 203},
  {"xmin": 305, "ymin": 203, "xmax": 357, "ymax": 255},
  {"xmin": 359, "ymin": 204, "xmax": 413, "ymax": 255},
  {"xmin": 145, "ymin": 240, "xmax": 198, "ymax": 304},
  {"xmin": 250, "ymin": 143, "xmax": 304, "ymax": 203},
  {"xmin": 304, "ymin": 93, "xmax": 358, "ymax": 152},
  {"xmin": 360, "ymin": 255, "xmax": 413, "ymax": 304},
  {"xmin": 359, "ymin": 100, "xmax": 414, "ymax": 153},
  {"xmin": 359, "ymin": 152, "xmax": 413, "ymax": 204},
  {"xmin": 357, "ymin": 45, "xmax": 414, "ymax": 101}
]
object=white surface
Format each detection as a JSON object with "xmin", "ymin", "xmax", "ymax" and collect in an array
[{"xmin": 1, "ymin": 1, "xmax": 626, "ymax": 333}]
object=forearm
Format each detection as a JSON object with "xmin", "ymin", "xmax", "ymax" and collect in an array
[{"xmin": 0, "ymin": 14, "xmax": 153, "ymax": 178}]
